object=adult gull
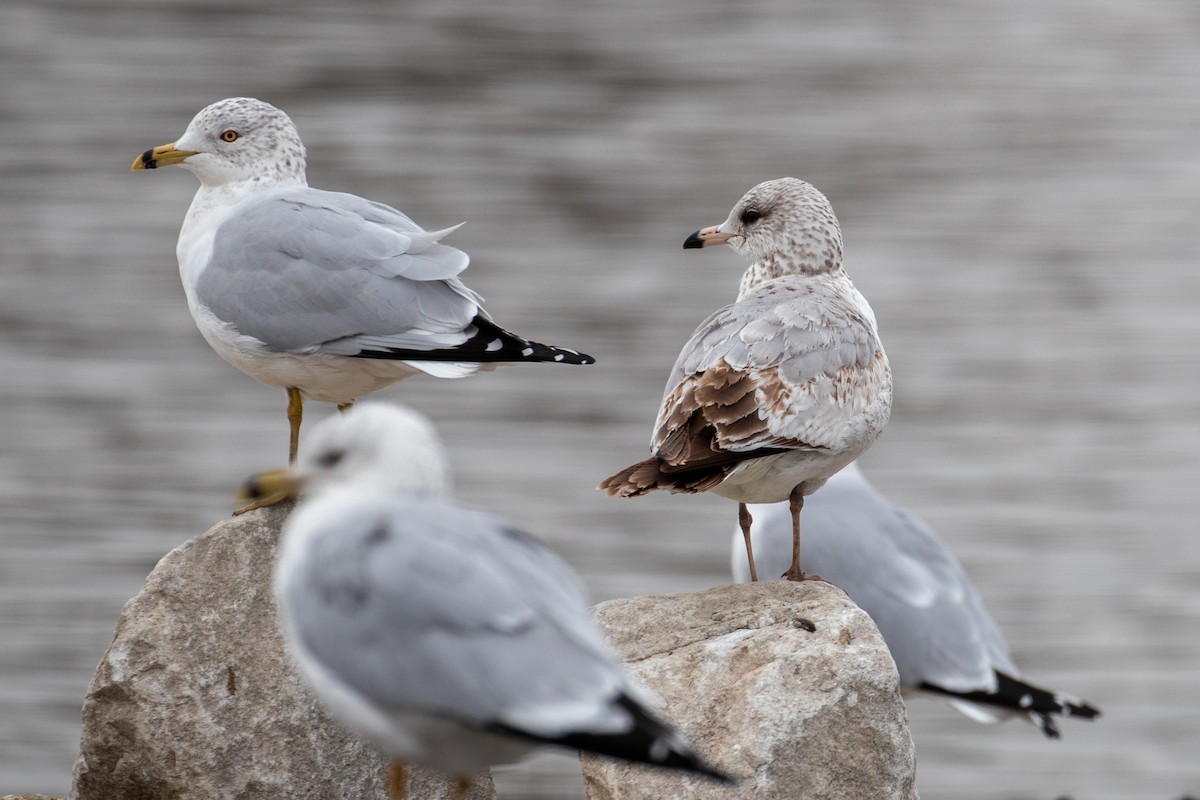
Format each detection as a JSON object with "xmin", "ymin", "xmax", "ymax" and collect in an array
[
  {"xmin": 731, "ymin": 463, "xmax": 1100, "ymax": 737},
  {"xmin": 242, "ymin": 403, "xmax": 731, "ymax": 796},
  {"xmin": 600, "ymin": 178, "xmax": 891, "ymax": 582},
  {"xmin": 133, "ymin": 97, "xmax": 592, "ymax": 471}
]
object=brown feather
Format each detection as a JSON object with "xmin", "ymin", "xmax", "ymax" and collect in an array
[
  {"xmin": 654, "ymin": 360, "xmax": 826, "ymax": 469},
  {"xmin": 598, "ymin": 444, "xmax": 793, "ymax": 497}
]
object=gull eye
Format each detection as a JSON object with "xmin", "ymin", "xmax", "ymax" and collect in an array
[
  {"xmin": 316, "ymin": 449, "xmax": 345, "ymax": 469},
  {"xmin": 220, "ymin": 129, "xmax": 240, "ymax": 143},
  {"xmin": 740, "ymin": 208, "xmax": 762, "ymax": 225}
]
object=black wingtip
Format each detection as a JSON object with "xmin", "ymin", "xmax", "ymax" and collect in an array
[
  {"xmin": 682, "ymin": 230, "xmax": 705, "ymax": 249},
  {"xmin": 347, "ymin": 316, "xmax": 595, "ymax": 365},
  {"xmin": 920, "ymin": 671, "xmax": 1101, "ymax": 739},
  {"xmin": 490, "ymin": 693, "xmax": 734, "ymax": 783}
]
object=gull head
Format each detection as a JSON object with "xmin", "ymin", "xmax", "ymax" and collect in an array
[
  {"xmin": 132, "ymin": 97, "xmax": 307, "ymax": 189},
  {"xmin": 297, "ymin": 403, "xmax": 452, "ymax": 498},
  {"xmin": 683, "ymin": 177, "xmax": 844, "ymax": 278},
  {"xmin": 238, "ymin": 404, "xmax": 452, "ymax": 506}
]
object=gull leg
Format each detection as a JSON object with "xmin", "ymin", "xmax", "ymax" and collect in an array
[
  {"xmin": 783, "ymin": 486, "xmax": 805, "ymax": 582},
  {"xmin": 386, "ymin": 760, "xmax": 407, "ymax": 799},
  {"xmin": 780, "ymin": 487, "xmax": 829, "ymax": 582},
  {"xmin": 286, "ymin": 387, "xmax": 303, "ymax": 464},
  {"xmin": 739, "ymin": 502, "xmax": 758, "ymax": 582},
  {"xmin": 235, "ymin": 387, "xmax": 304, "ymax": 515}
]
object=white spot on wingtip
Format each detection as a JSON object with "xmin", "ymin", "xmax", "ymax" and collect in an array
[
  {"xmin": 521, "ymin": 347, "xmax": 534, "ymax": 357},
  {"xmin": 554, "ymin": 354, "xmax": 564, "ymax": 362},
  {"xmin": 486, "ymin": 338, "xmax": 503, "ymax": 352},
  {"xmin": 1019, "ymin": 694, "xmax": 1033, "ymax": 708}
]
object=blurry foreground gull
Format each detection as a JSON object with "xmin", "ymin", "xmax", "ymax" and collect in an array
[
  {"xmin": 600, "ymin": 178, "xmax": 891, "ymax": 582},
  {"xmin": 731, "ymin": 463, "xmax": 1100, "ymax": 737},
  {"xmin": 243, "ymin": 404, "xmax": 731, "ymax": 796},
  {"xmin": 133, "ymin": 97, "xmax": 592, "ymax": 470}
]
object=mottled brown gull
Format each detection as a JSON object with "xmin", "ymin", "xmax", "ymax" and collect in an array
[
  {"xmin": 600, "ymin": 178, "xmax": 891, "ymax": 582},
  {"xmin": 132, "ymin": 97, "xmax": 592, "ymax": 475}
]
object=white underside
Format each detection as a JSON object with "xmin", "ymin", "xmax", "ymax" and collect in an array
[
  {"xmin": 190, "ymin": 302, "xmax": 486, "ymax": 404},
  {"xmin": 710, "ymin": 449, "xmax": 861, "ymax": 504}
]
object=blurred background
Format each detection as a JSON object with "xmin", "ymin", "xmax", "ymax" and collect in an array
[{"xmin": 1, "ymin": 0, "xmax": 1197, "ymax": 797}]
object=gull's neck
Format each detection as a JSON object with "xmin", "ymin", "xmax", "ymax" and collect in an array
[
  {"xmin": 736, "ymin": 253, "xmax": 846, "ymax": 299},
  {"xmin": 185, "ymin": 173, "xmax": 308, "ymax": 223}
]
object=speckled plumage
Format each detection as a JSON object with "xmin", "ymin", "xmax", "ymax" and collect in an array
[{"xmin": 600, "ymin": 178, "xmax": 892, "ymax": 579}]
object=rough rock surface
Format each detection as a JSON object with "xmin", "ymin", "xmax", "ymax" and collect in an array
[
  {"xmin": 582, "ymin": 581, "xmax": 918, "ymax": 800},
  {"xmin": 69, "ymin": 506, "xmax": 496, "ymax": 800}
]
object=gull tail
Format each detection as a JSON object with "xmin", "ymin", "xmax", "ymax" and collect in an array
[
  {"xmin": 919, "ymin": 670, "xmax": 1100, "ymax": 739},
  {"xmin": 598, "ymin": 457, "xmax": 727, "ymax": 497},
  {"xmin": 491, "ymin": 693, "xmax": 733, "ymax": 783}
]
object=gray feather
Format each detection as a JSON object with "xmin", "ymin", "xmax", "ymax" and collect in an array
[
  {"xmin": 195, "ymin": 188, "xmax": 479, "ymax": 352},
  {"xmin": 731, "ymin": 465, "xmax": 1015, "ymax": 691},
  {"xmin": 283, "ymin": 496, "xmax": 628, "ymax": 735}
]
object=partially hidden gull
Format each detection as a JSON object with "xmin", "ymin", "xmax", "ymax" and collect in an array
[
  {"xmin": 241, "ymin": 403, "xmax": 731, "ymax": 797},
  {"xmin": 731, "ymin": 462, "xmax": 1100, "ymax": 737},
  {"xmin": 133, "ymin": 97, "xmax": 592, "ymax": 471},
  {"xmin": 600, "ymin": 178, "xmax": 891, "ymax": 582}
]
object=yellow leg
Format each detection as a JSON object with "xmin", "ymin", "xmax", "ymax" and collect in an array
[
  {"xmin": 386, "ymin": 760, "xmax": 406, "ymax": 799},
  {"xmin": 783, "ymin": 486, "xmax": 805, "ymax": 581},
  {"xmin": 286, "ymin": 387, "xmax": 303, "ymax": 464},
  {"xmin": 738, "ymin": 503, "xmax": 758, "ymax": 582}
]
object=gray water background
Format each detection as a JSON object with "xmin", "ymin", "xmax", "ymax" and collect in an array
[{"xmin": 1, "ymin": 1, "xmax": 1197, "ymax": 797}]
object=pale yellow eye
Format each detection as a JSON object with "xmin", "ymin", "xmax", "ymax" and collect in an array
[{"xmin": 220, "ymin": 129, "xmax": 240, "ymax": 143}]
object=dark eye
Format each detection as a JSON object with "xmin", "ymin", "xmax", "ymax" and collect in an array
[
  {"xmin": 220, "ymin": 129, "xmax": 240, "ymax": 142},
  {"xmin": 740, "ymin": 208, "xmax": 762, "ymax": 225},
  {"xmin": 317, "ymin": 449, "xmax": 345, "ymax": 468}
]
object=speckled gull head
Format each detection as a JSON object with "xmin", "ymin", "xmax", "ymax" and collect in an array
[
  {"xmin": 294, "ymin": 403, "xmax": 453, "ymax": 499},
  {"xmin": 683, "ymin": 177, "xmax": 844, "ymax": 284},
  {"xmin": 133, "ymin": 97, "xmax": 307, "ymax": 188}
]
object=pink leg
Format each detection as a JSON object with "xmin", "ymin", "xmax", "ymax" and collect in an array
[
  {"xmin": 739, "ymin": 503, "xmax": 758, "ymax": 582},
  {"xmin": 783, "ymin": 486, "xmax": 805, "ymax": 582}
]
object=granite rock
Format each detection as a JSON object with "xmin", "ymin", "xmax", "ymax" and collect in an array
[
  {"xmin": 68, "ymin": 505, "xmax": 495, "ymax": 800},
  {"xmin": 582, "ymin": 581, "xmax": 918, "ymax": 800}
]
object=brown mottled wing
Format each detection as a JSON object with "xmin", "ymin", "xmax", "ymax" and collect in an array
[
  {"xmin": 653, "ymin": 277, "xmax": 888, "ymax": 465},
  {"xmin": 599, "ymin": 276, "xmax": 889, "ymax": 497}
]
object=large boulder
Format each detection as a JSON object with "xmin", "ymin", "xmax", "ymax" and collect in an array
[
  {"xmin": 582, "ymin": 581, "xmax": 918, "ymax": 800},
  {"xmin": 68, "ymin": 505, "xmax": 495, "ymax": 800}
]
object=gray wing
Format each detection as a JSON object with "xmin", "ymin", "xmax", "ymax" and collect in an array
[
  {"xmin": 196, "ymin": 188, "xmax": 484, "ymax": 353},
  {"xmin": 730, "ymin": 464, "xmax": 1016, "ymax": 691},
  {"xmin": 282, "ymin": 496, "xmax": 632, "ymax": 738},
  {"xmin": 653, "ymin": 277, "xmax": 889, "ymax": 465}
]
